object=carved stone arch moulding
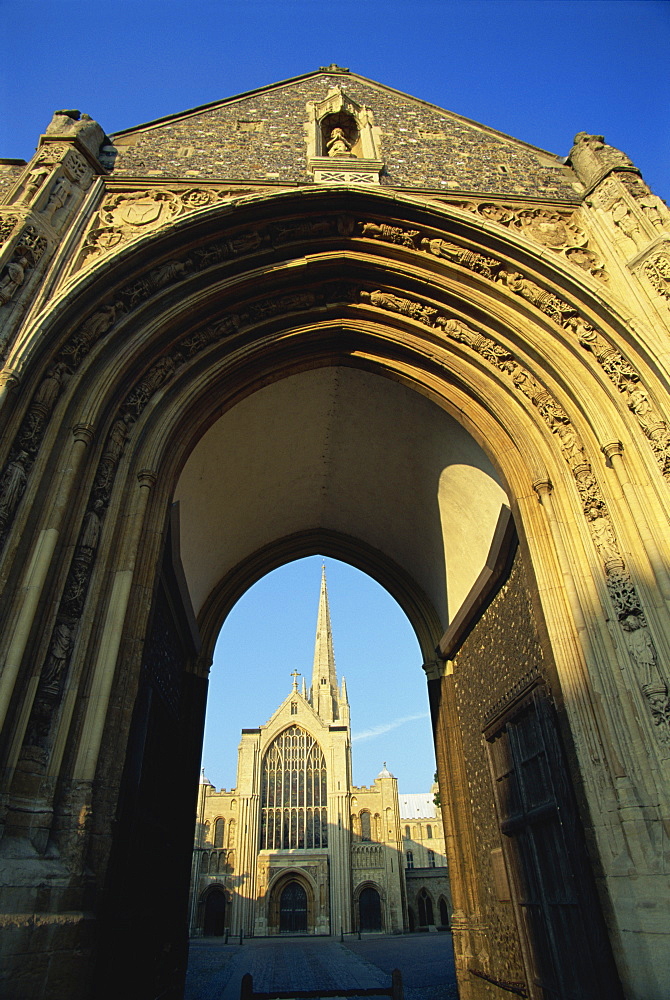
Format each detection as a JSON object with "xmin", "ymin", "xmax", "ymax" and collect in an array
[{"xmin": 2, "ymin": 190, "xmax": 668, "ymax": 763}]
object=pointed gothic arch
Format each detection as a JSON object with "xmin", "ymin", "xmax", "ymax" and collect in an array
[{"xmin": 0, "ymin": 181, "xmax": 666, "ymax": 999}]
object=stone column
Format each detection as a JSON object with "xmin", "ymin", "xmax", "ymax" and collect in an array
[
  {"xmin": 73, "ymin": 468, "xmax": 156, "ymax": 781},
  {"xmin": 0, "ymin": 423, "xmax": 93, "ymax": 738}
]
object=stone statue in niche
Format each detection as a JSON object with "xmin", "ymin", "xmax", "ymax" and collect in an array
[
  {"xmin": 0, "ymin": 257, "xmax": 28, "ymax": 306},
  {"xmin": 327, "ymin": 127, "xmax": 353, "ymax": 157}
]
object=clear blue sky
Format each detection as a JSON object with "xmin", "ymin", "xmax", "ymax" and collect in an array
[
  {"xmin": 2, "ymin": 1, "xmax": 668, "ymax": 197},
  {"xmin": 3, "ymin": 0, "xmax": 668, "ymax": 792},
  {"xmin": 205, "ymin": 558, "xmax": 432, "ymax": 793}
]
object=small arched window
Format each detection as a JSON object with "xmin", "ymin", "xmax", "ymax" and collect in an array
[
  {"xmin": 404, "ymin": 825, "xmax": 411, "ymax": 839},
  {"xmin": 214, "ymin": 817, "xmax": 225, "ymax": 848},
  {"xmin": 360, "ymin": 811, "xmax": 371, "ymax": 842},
  {"xmin": 227, "ymin": 819, "xmax": 236, "ymax": 848},
  {"xmin": 406, "ymin": 851, "xmax": 414, "ymax": 869},
  {"xmin": 426, "ymin": 824, "xmax": 432, "ymax": 839},
  {"xmin": 428, "ymin": 849, "xmax": 436, "ymax": 868}
]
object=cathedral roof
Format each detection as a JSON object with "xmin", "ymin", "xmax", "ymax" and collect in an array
[
  {"xmin": 108, "ymin": 68, "xmax": 582, "ymax": 201},
  {"xmin": 399, "ymin": 792, "xmax": 436, "ymax": 819}
]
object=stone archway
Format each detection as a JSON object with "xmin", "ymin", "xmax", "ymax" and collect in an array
[
  {"xmin": 357, "ymin": 883, "xmax": 383, "ymax": 932},
  {"xmin": 202, "ymin": 886, "xmax": 227, "ymax": 937},
  {"xmin": 267, "ymin": 871, "xmax": 316, "ymax": 936},
  {"xmin": 0, "ymin": 184, "xmax": 667, "ymax": 1000}
]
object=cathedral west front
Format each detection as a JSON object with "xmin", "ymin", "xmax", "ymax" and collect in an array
[{"xmin": 190, "ymin": 568, "xmax": 450, "ymax": 939}]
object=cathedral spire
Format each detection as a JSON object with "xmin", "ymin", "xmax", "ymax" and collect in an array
[{"xmin": 311, "ymin": 564, "xmax": 338, "ymax": 720}]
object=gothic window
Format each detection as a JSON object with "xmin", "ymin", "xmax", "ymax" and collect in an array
[
  {"xmin": 406, "ymin": 851, "xmax": 414, "ymax": 869},
  {"xmin": 439, "ymin": 897, "xmax": 449, "ymax": 927},
  {"xmin": 426, "ymin": 824, "xmax": 432, "ymax": 839},
  {"xmin": 291, "ymin": 701, "xmax": 298, "ymax": 715},
  {"xmin": 260, "ymin": 725, "xmax": 328, "ymax": 849},
  {"xmin": 360, "ymin": 810, "xmax": 371, "ymax": 842},
  {"xmin": 418, "ymin": 888, "xmax": 434, "ymax": 926},
  {"xmin": 404, "ymin": 825, "xmax": 411, "ymax": 840},
  {"xmin": 428, "ymin": 849, "xmax": 436, "ymax": 868},
  {"xmin": 214, "ymin": 817, "xmax": 225, "ymax": 849}
]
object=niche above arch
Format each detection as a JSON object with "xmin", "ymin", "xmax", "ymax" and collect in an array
[{"xmin": 305, "ymin": 86, "xmax": 384, "ymax": 184}]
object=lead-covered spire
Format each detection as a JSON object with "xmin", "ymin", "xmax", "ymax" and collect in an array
[{"xmin": 310, "ymin": 564, "xmax": 339, "ymax": 720}]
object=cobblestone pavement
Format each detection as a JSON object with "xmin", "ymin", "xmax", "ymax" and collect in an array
[{"xmin": 184, "ymin": 933, "xmax": 458, "ymax": 1000}]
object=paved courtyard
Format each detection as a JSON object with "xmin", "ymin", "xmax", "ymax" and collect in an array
[{"xmin": 185, "ymin": 933, "xmax": 458, "ymax": 1000}]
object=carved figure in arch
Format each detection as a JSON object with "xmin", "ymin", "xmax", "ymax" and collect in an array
[
  {"xmin": 327, "ymin": 127, "xmax": 352, "ymax": 157},
  {"xmin": 621, "ymin": 615, "xmax": 660, "ymax": 689},
  {"xmin": 588, "ymin": 513, "xmax": 620, "ymax": 565},
  {"xmin": 611, "ymin": 201, "xmax": 645, "ymax": 249},
  {"xmin": 43, "ymin": 176, "xmax": 72, "ymax": 223},
  {"xmin": 497, "ymin": 270, "xmax": 572, "ymax": 324},
  {"xmin": 646, "ymin": 688, "xmax": 670, "ymax": 745},
  {"xmin": 33, "ymin": 362, "xmax": 70, "ymax": 413},
  {"xmin": 42, "ymin": 621, "xmax": 75, "ymax": 696},
  {"xmin": 421, "ymin": 238, "xmax": 501, "ymax": 279},
  {"xmin": 21, "ymin": 165, "xmax": 52, "ymax": 204},
  {"xmin": 0, "ymin": 451, "xmax": 29, "ymax": 531},
  {"xmin": 62, "ymin": 301, "xmax": 124, "ymax": 367},
  {"xmin": 0, "ymin": 257, "xmax": 28, "ymax": 306}
]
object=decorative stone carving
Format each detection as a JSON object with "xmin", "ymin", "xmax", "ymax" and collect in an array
[
  {"xmin": 361, "ymin": 222, "xmax": 418, "ymax": 248},
  {"xmin": 61, "ymin": 301, "xmax": 126, "ymax": 366},
  {"xmin": 105, "ymin": 190, "xmax": 181, "ymax": 231},
  {"xmin": 496, "ymin": 270, "xmax": 574, "ymax": 325},
  {"xmin": 0, "ymin": 451, "xmax": 29, "ymax": 534},
  {"xmin": 569, "ymin": 132, "xmax": 637, "ymax": 189},
  {"xmin": 421, "ymin": 237, "xmax": 501, "ymax": 278},
  {"xmin": 0, "ymin": 215, "xmax": 19, "ymax": 244},
  {"xmin": 125, "ymin": 356, "xmax": 181, "ymax": 415},
  {"xmin": 125, "ymin": 258, "xmax": 193, "ymax": 307},
  {"xmin": 610, "ymin": 200, "xmax": 646, "ymax": 249},
  {"xmin": 44, "ymin": 109, "xmax": 105, "ymax": 158},
  {"xmin": 327, "ymin": 127, "xmax": 352, "ymax": 157},
  {"xmin": 0, "ymin": 256, "xmax": 28, "ymax": 306},
  {"xmin": 642, "ymin": 249, "xmax": 670, "ymax": 302},
  {"xmin": 42, "ymin": 176, "xmax": 72, "ymax": 224},
  {"xmin": 306, "ymin": 86, "xmax": 383, "ymax": 183},
  {"xmin": 20, "ymin": 166, "xmax": 52, "ymax": 204},
  {"xmin": 358, "ymin": 283, "xmax": 667, "ymax": 742},
  {"xmin": 452, "ymin": 201, "xmax": 608, "ymax": 281},
  {"xmin": 360, "ymin": 289, "xmax": 437, "ymax": 324}
]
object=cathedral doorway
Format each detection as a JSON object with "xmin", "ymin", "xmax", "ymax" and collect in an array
[
  {"xmin": 358, "ymin": 886, "xmax": 382, "ymax": 932},
  {"xmin": 279, "ymin": 881, "xmax": 308, "ymax": 934},
  {"xmin": 202, "ymin": 888, "xmax": 227, "ymax": 937}
]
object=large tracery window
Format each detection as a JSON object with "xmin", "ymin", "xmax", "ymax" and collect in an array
[{"xmin": 260, "ymin": 726, "xmax": 328, "ymax": 850}]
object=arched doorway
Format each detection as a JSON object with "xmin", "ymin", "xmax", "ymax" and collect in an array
[
  {"xmin": 202, "ymin": 888, "xmax": 227, "ymax": 937},
  {"xmin": 0, "ymin": 184, "xmax": 655, "ymax": 999},
  {"xmin": 359, "ymin": 886, "xmax": 382, "ymax": 932},
  {"xmin": 279, "ymin": 881, "xmax": 308, "ymax": 934},
  {"xmin": 418, "ymin": 889, "xmax": 434, "ymax": 927}
]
